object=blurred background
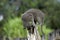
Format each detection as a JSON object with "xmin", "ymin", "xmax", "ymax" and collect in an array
[{"xmin": 0, "ymin": 0, "xmax": 60, "ymax": 40}]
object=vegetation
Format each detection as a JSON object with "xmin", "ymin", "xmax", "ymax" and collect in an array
[{"xmin": 3, "ymin": 17, "xmax": 27, "ymax": 38}]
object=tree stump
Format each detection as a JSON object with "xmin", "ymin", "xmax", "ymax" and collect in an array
[{"xmin": 27, "ymin": 26, "xmax": 41, "ymax": 40}]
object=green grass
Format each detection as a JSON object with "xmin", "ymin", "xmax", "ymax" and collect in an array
[
  {"xmin": 3, "ymin": 17, "xmax": 27, "ymax": 38},
  {"xmin": 38, "ymin": 25, "xmax": 53, "ymax": 40}
]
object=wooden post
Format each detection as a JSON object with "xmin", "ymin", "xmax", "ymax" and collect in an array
[
  {"xmin": 55, "ymin": 29, "xmax": 60, "ymax": 40},
  {"xmin": 48, "ymin": 32, "xmax": 55, "ymax": 40},
  {"xmin": 27, "ymin": 26, "xmax": 41, "ymax": 40}
]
